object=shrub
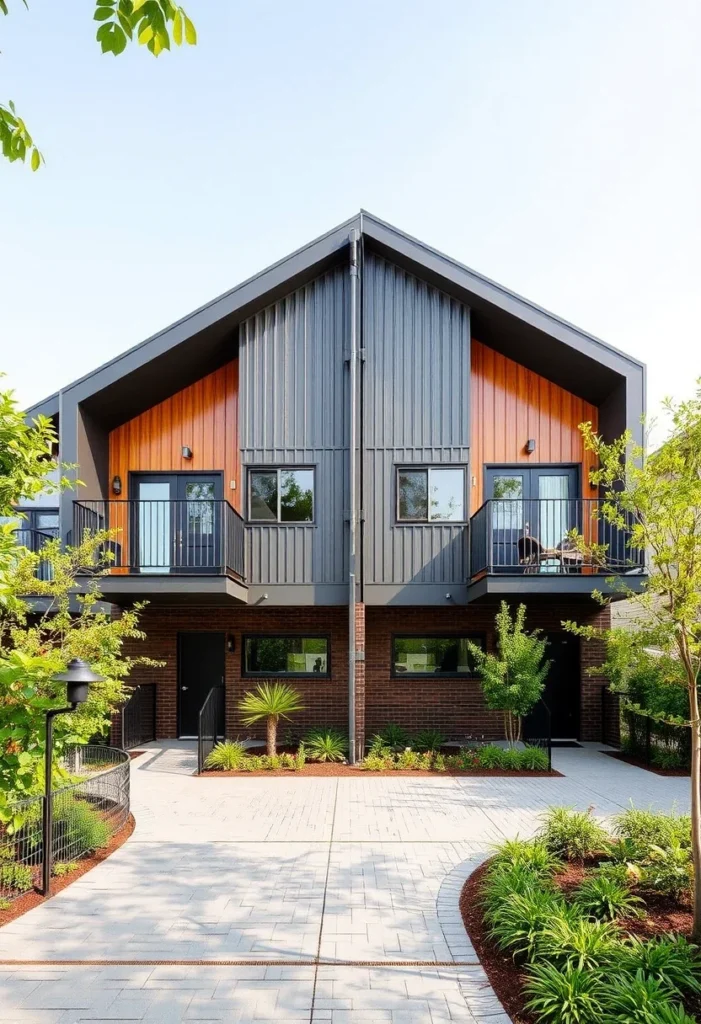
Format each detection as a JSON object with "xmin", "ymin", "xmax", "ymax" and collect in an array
[
  {"xmin": 362, "ymin": 753, "xmax": 393, "ymax": 771},
  {"xmin": 0, "ymin": 898, "xmax": 10, "ymax": 910},
  {"xmin": 430, "ymin": 752, "xmax": 446, "ymax": 772},
  {"xmin": 491, "ymin": 837, "xmax": 561, "ymax": 876},
  {"xmin": 475, "ymin": 744, "xmax": 506, "ymax": 769},
  {"xmin": 536, "ymin": 913, "xmax": 621, "ymax": 971},
  {"xmin": 598, "ymin": 970, "xmax": 687, "ymax": 1024},
  {"xmin": 304, "ymin": 729, "xmax": 347, "ymax": 763},
  {"xmin": 642, "ymin": 842, "xmax": 693, "ymax": 899},
  {"xmin": 0, "ymin": 862, "xmax": 32, "ymax": 892},
  {"xmin": 573, "ymin": 873, "xmax": 644, "ymax": 921},
  {"xmin": 538, "ymin": 807, "xmax": 609, "ymax": 861},
  {"xmin": 375, "ymin": 723, "xmax": 410, "ymax": 749},
  {"xmin": 445, "ymin": 749, "xmax": 479, "ymax": 771},
  {"xmin": 412, "ymin": 728, "xmax": 445, "ymax": 752},
  {"xmin": 296, "ymin": 742, "xmax": 306, "ymax": 768},
  {"xmin": 500, "ymin": 747, "xmax": 523, "ymax": 770},
  {"xmin": 524, "ymin": 961, "xmax": 604, "ymax": 1024},
  {"xmin": 56, "ymin": 798, "xmax": 110, "ymax": 853},
  {"xmin": 396, "ymin": 749, "xmax": 421, "ymax": 770},
  {"xmin": 482, "ymin": 862, "xmax": 557, "ymax": 920},
  {"xmin": 519, "ymin": 745, "xmax": 550, "ymax": 771},
  {"xmin": 651, "ymin": 748, "xmax": 685, "ymax": 770},
  {"xmin": 486, "ymin": 885, "xmax": 565, "ymax": 961},
  {"xmin": 204, "ymin": 740, "xmax": 247, "ymax": 771},
  {"xmin": 617, "ymin": 935, "xmax": 701, "ymax": 995},
  {"xmin": 613, "ymin": 808, "xmax": 691, "ymax": 854},
  {"xmin": 52, "ymin": 861, "xmax": 79, "ymax": 878}
]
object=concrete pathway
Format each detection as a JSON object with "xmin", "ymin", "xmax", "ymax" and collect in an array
[{"xmin": 0, "ymin": 744, "xmax": 690, "ymax": 1023}]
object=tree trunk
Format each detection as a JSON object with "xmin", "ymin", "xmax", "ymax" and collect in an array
[
  {"xmin": 689, "ymin": 679, "xmax": 701, "ymax": 941},
  {"xmin": 267, "ymin": 715, "xmax": 277, "ymax": 757}
]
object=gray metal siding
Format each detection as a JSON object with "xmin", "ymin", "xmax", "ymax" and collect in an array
[
  {"xmin": 239, "ymin": 269, "xmax": 349, "ymax": 585},
  {"xmin": 363, "ymin": 254, "xmax": 470, "ymax": 585}
]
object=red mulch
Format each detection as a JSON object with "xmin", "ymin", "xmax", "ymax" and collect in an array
[
  {"xmin": 0, "ymin": 813, "xmax": 135, "ymax": 929},
  {"xmin": 198, "ymin": 765, "xmax": 563, "ymax": 778},
  {"xmin": 604, "ymin": 751, "xmax": 690, "ymax": 777},
  {"xmin": 460, "ymin": 856, "xmax": 697, "ymax": 1024}
]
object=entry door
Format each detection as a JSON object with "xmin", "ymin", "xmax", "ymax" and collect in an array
[
  {"xmin": 178, "ymin": 632, "xmax": 225, "ymax": 738},
  {"xmin": 485, "ymin": 466, "xmax": 579, "ymax": 571},
  {"xmin": 526, "ymin": 633, "xmax": 580, "ymax": 740},
  {"xmin": 133, "ymin": 473, "xmax": 222, "ymax": 573}
]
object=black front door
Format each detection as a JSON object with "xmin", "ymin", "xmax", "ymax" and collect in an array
[
  {"xmin": 132, "ymin": 473, "xmax": 223, "ymax": 573},
  {"xmin": 485, "ymin": 466, "xmax": 579, "ymax": 571},
  {"xmin": 531, "ymin": 632, "xmax": 580, "ymax": 740},
  {"xmin": 178, "ymin": 632, "xmax": 225, "ymax": 738}
]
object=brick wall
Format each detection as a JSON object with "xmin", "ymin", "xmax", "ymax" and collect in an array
[{"xmin": 117, "ymin": 598, "xmax": 611, "ymax": 745}]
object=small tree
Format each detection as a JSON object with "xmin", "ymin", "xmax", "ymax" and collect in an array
[
  {"xmin": 239, "ymin": 682, "xmax": 305, "ymax": 756},
  {"xmin": 565, "ymin": 390, "xmax": 701, "ymax": 939},
  {"xmin": 469, "ymin": 602, "xmax": 550, "ymax": 746}
]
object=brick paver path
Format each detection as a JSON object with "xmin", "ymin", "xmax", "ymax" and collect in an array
[{"xmin": 0, "ymin": 743, "xmax": 690, "ymax": 1023}]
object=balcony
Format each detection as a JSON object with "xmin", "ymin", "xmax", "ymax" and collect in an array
[
  {"xmin": 72, "ymin": 499, "xmax": 247, "ymax": 605},
  {"xmin": 468, "ymin": 498, "xmax": 646, "ymax": 600}
]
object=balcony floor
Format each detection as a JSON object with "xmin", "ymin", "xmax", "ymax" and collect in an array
[
  {"xmin": 466, "ymin": 571, "xmax": 647, "ymax": 602},
  {"xmin": 90, "ymin": 573, "xmax": 249, "ymax": 606}
]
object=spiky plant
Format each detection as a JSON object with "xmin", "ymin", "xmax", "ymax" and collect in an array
[
  {"xmin": 304, "ymin": 729, "xmax": 348, "ymax": 763},
  {"xmin": 238, "ymin": 682, "xmax": 304, "ymax": 756}
]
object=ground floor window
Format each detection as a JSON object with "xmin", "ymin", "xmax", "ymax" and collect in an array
[
  {"xmin": 243, "ymin": 636, "xmax": 329, "ymax": 676},
  {"xmin": 392, "ymin": 635, "xmax": 485, "ymax": 676}
]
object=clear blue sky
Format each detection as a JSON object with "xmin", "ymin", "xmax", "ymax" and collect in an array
[{"xmin": 3, "ymin": 0, "xmax": 700, "ymax": 436}]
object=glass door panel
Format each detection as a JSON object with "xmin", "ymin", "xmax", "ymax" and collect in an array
[
  {"xmin": 136, "ymin": 480, "xmax": 173, "ymax": 573},
  {"xmin": 486, "ymin": 471, "xmax": 524, "ymax": 571}
]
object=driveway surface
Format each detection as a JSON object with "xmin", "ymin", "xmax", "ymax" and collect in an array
[{"xmin": 0, "ymin": 743, "xmax": 690, "ymax": 1023}]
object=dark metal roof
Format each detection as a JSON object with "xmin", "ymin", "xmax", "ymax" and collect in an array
[{"xmin": 25, "ymin": 210, "xmax": 645, "ymax": 427}]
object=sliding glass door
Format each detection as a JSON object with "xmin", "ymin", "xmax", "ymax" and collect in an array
[{"xmin": 132, "ymin": 473, "xmax": 222, "ymax": 573}]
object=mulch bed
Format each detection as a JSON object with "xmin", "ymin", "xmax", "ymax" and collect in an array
[
  {"xmin": 198, "ymin": 765, "xmax": 563, "ymax": 778},
  {"xmin": 604, "ymin": 751, "xmax": 690, "ymax": 777},
  {"xmin": 460, "ymin": 857, "xmax": 697, "ymax": 1024},
  {"xmin": 0, "ymin": 813, "xmax": 135, "ymax": 929}
]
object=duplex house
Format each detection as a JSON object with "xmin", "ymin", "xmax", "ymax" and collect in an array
[{"xmin": 25, "ymin": 212, "xmax": 645, "ymax": 758}]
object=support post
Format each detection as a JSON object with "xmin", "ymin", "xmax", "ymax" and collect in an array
[
  {"xmin": 348, "ymin": 228, "xmax": 360, "ymax": 764},
  {"xmin": 42, "ymin": 706, "xmax": 74, "ymax": 896}
]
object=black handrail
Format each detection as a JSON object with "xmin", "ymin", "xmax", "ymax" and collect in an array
[
  {"xmin": 197, "ymin": 686, "xmax": 226, "ymax": 774},
  {"xmin": 120, "ymin": 684, "xmax": 157, "ymax": 750},
  {"xmin": 469, "ymin": 498, "xmax": 645, "ymax": 577},
  {"xmin": 73, "ymin": 499, "xmax": 245, "ymax": 579}
]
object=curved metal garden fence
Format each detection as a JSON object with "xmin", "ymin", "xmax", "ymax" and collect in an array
[{"xmin": 0, "ymin": 745, "xmax": 130, "ymax": 905}]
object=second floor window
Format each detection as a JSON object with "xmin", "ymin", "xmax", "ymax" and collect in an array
[
  {"xmin": 249, "ymin": 468, "xmax": 314, "ymax": 523},
  {"xmin": 397, "ymin": 467, "xmax": 465, "ymax": 523}
]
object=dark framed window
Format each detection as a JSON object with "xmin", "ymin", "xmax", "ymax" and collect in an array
[
  {"xmin": 392, "ymin": 635, "xmax": 485, "ymax": 677},
  {"xmin": 396, "ymin": 467, "xmax": 466, "ymax": 522},
  {"xmin": 248, "ymin": 468, "xmax": 315, "ymax": 523},
  {"xmin": 243, "ymin": 635, "xmax": 329, "ymax": 676}
]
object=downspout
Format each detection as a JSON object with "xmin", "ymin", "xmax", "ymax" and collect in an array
[{"xmin": 348, "ymin": 228, "xmax": 360, "ymax": 763}]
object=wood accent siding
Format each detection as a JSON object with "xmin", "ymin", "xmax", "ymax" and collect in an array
[
  {"xmin": 109, "ymin": 360, "xmax": 240, "ymax": 511},
  {"xmin": 470, "ymin": 340, "xmax": 598, "ymax": 512}
]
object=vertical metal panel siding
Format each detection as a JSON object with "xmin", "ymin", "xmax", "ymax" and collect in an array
[
  {"xmin": 239, "ymin": 269, "xmax": 349, "ymax": 585},
  {"xmin": 363, "ymin": 254, "xmax": 470, "ymax": 585}
]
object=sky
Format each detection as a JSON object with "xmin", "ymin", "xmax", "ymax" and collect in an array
[{"xmin": 2, "ymin": 1, "xmax": 700, "ymax": 440}]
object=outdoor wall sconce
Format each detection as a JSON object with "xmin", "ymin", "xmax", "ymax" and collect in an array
[
  {"xmin": 181, "ymin": 446, "xmax": 193, "ymax": 459},
  {"xmin": 112, "ymin": 475, "xmax": 122, "ymax": 495},
  {"xmin": 227, "ymin": 635, "xmax": 235, "ymax": 653},
  {"xmin": 525, "ymin": 439, "xmax": 537, "ymax": 454}
]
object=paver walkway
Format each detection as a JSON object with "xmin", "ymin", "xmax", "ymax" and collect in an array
[{"xmin": 0, "ymin": 744, "xmax": 690, "ymax": 1023}]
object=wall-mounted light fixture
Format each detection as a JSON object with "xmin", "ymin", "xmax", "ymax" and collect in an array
[
  {"xmin": 525, "ymin": 439, "xmax": 536, "ymax": 455},
  {"xmin": 226, "ymin": 635, "xmax": 235, "ymax": 653},
  {"xmin": 112, "ymin": 475, "xmax": 122, "ymax": 495},
  {"xmin": 181, "ymin": 446, "xmax": 193, "ymax": 460}
]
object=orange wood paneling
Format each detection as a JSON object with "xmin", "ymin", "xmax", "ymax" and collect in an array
[
  {"xmin": 470, "ymin": 340, "xmax": 598, "ymax": 513},
  {"xmin": 109, "ymin": 359, "xmax": 240, "ymax": 512}
]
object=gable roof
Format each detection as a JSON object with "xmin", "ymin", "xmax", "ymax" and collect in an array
[{"xmin": 26, "ymin": 210, "xmax": 644, "ymax": 429}]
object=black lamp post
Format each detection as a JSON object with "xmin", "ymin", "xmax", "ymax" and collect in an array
[{"xmin": 42, "ymin": 658, "xmax": 104, "ymax": 896}]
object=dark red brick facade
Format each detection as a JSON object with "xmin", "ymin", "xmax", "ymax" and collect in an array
[{"xmin": 116, "ymin": 599, "xmax": 611, "ymax": 747}]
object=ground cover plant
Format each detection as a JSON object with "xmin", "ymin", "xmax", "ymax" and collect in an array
[{"xmin": 465, "ymin": 806, "xmax": 699, "ymax": 1023}]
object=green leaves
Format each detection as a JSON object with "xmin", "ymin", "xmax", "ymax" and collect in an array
[
  {"xmin": 94, "ymin": 0, "xmax": 197, "ymax": 57},
  {"xmin": 0, "ymin": 102, "xmax": 43, "ymax": 172}
]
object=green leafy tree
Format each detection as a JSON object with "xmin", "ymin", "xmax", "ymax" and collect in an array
[
  {"xmin": 1, "ymin": 0, "xmax": 197, "ymax": 170},
  {"xmin": 469, "ymin": 601, "xmax": 550, "ymax": 745},
  {"xmin": 0, "ymin": 531, "xmax": 158, "ymax": 825},
  {"xmin": 239, "ymin": 682, "xmax": 305, "ymax": 756},
  {"xmin": 564, "ymin": 388, "xmax": 701, "ymax": 940}
]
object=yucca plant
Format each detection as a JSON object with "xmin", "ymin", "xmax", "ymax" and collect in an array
[
  {"xmin": 239, "ymin": 682, "xmax": 304, "ymax": 755},
  {"xmin": 204, "ymin": 740, "xmax": 248, "ymax": 771},
  {"xmin": 304, "ymin": 729, "xmax": 347, "ymax": 763}
]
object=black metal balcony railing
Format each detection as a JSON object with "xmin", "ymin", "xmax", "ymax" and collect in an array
[
  {"xmin": 469, "ymin": 498, "xmax": 645, "ymax": 577},
  {"xmin": 72, "ymin": 499, "xmax": 245, "ymax": 579},
  {"xmin": 12, "ymin": 526, "xmax": 59, "ymax": 581}
]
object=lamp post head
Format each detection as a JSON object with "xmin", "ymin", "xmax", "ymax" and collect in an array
[{"xmin": 51, "ymin": 658, "xmax": 104, "ymax": 706}]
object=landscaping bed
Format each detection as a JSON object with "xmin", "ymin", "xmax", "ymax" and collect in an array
[
  {"xmin": 0, "ymin": 812, "xmax": 135, "ymax": 928},
  {"xmin": 461, "ymin": 807, "xmax": 699, "ymax": 1024},
  {"xmin": 200, "ymin": 763, "xmax": 562, "ymax": 777},
  {"xmin": 605, "ymin": 751, "xmax": 690, "ymax": 777}
]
